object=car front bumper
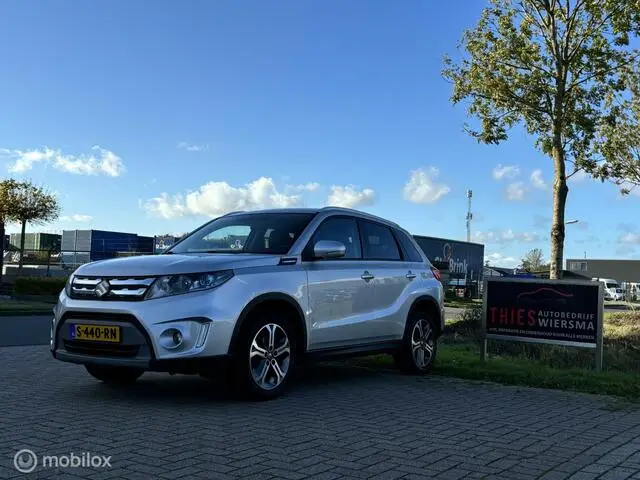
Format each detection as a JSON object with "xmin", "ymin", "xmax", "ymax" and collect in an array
[{"xmin": 51, "ymin": 287, "xmax": 239, "ymax": 371}]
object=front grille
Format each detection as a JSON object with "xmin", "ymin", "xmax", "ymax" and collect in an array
[
  {"xmin": 70, "ymin": 276, "xmax": 155, "ymax": 301},
  {"xmin": 63, "ymin": 340, "xmax": 140, "ymax": 358}
]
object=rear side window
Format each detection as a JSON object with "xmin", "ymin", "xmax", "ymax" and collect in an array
[
  {"xmin": 394, "ymin": 230, "xmax": 424, "ymax": 263},
  {"xmin": 360, "ymin": 220, "xmax": 401, "ymax": 261}
]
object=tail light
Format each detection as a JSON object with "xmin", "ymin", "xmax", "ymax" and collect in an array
[{"xmin": 431, "ymin": 266, "xmax": 441, "ymax": 281}]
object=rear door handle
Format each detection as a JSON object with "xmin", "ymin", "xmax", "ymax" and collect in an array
[
  {"xmin": 406, "ymin": 271, "xmax": 417, "ymax": 280},
  {"xmin": 361, "ymin": 271, "xmax": 375, "ymax": 281}
]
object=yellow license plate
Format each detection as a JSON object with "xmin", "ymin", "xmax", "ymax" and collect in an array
[{"xmin": 70, "ymin": 324, "xmax": 121, "ymax": 343}]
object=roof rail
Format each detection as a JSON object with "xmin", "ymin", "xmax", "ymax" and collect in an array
[{"xmin": 320, "ymin": 206, "xmax": 401, "ymax": 227}]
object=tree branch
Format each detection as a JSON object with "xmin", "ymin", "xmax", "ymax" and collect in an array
[{"xmin": 567, "ymin": 52, "xmax": 640, "ymax": 93}]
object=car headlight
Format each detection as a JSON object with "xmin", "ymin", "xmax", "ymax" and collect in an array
[
  {"xmin": 145, "ymin": 270, "xmax": 234, "ymax": 300},
  {"xmin": 64, "ymin": 274, "xmax": 75, "ymax": 296}
]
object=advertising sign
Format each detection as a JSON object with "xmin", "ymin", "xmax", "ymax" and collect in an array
[{"xmin": 482, "ymin": 277, "xmax": 603, "ymax": 349}]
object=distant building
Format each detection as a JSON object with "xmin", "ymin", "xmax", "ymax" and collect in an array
[
  {"xmin": 61, "ymin": 229, "xmax": 155, "ymax": 265},
  {"xmin": 9, "ymin": 233, "xmax": 61, "ymax": 251},
  {"xmin": 566, "ymin": 258, "xmax": 640, "ymax": 283},
  {"xmin": 154, "ymin": 234, "xmax": 183, "ymax": 252}
]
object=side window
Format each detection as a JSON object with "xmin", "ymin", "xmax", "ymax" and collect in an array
[
  {"xmin": 311, "ymin": 217, "xmax": 362, "ymax": 259},
  {"xmin": 394, "ymin": 230, "xmax": 424, "ymax": 263},
  {"xmin": 360, "ymin": 220, "xmax": 401, "ymax": 261}
]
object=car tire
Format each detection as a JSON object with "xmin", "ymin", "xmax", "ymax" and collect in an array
[
  {"xmin": 85, "ymin": 365, "xmax": 144, "ymax": 385},
  {"xmin": 230, "ymin": 308, "xmax": 297, "ymax": 401},
  {"xmin": 394, "ymin": 310, "xmax": 438, "ymax": 374}
]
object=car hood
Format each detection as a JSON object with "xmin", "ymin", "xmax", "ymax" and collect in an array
[{"xmin": 74, "ymin": 253, "xmax": 283, "ymax": 277}]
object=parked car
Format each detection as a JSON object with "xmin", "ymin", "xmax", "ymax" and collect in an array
[
  {"xmin": 592, "ymin": 277, "xmax": 623, "ymax": 301},
  {"xmin": 50, "ymin": 207, "xmax": 445, "ymax": 400}
]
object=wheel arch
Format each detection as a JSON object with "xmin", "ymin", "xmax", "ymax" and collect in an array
[
  {"xmin": 228, "ymin": 292, "xmax": 308, "ymax": 355},
  {"xmin": 407, "ymin": 295, "xmax": 443, "ymax": 338}
]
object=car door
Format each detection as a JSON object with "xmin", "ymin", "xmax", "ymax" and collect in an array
[
  {"xmin": 303, "ymin": 216, "xmax": 377, "ymax": 350},
  {"xmin": 356, "ymin": 219, "xmax": 412, "ymax": 340}
]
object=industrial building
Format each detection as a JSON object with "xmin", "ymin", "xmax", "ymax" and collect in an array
[
  {"xmin": 9, "ymin": 232, "xmax": 61, "ymax": 252},
  {"xmin": 413, "ymin": 235, "xmax": 484, "ymax": 298},
  {"xmin": 566, "ymin": 258, "xmax": 640, "ymax": 283},
  {"xmin": 61, "ymin": 229, "xmax": 155, "ymax": 266}
]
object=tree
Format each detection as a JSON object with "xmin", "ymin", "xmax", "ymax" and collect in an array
[
  {"xmin": 0, "ymin": 179, "xmax": 21, "ymax": 283},
  {"xmin": 592, "ymin": 72, "xmax": 640, "ymax": 192},
  {"xmin": 12, "ymin": 181, "xmax": 60, "ymax": 274},
  {"xmin": 521, "ymin": 247, "xmax": 547, "ymax": 271},
  {"xmin": 442, "ymin": 0, "xmax": 640, "ymax": 278}
]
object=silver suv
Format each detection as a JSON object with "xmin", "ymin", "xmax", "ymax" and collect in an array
[{"xmin": 51, "ymin": 207, "xmax": 445, "ymax": 399}]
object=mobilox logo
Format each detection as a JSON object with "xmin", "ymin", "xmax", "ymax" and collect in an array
[{"xmin": 13, "ymin": 449, "xmax": 112, "ymax": 473}]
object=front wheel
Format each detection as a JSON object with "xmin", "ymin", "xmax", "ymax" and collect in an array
[
  {"xmin": 394, "ymin": 312, "xmax": 438, "ymax": 374},
  {"xmin": 85, "ymin": 365, "xmax": 144, "ymax": 385},
  {"xmin": 231, "ymin": 310, "xmax": 297, "ymax": 400}
]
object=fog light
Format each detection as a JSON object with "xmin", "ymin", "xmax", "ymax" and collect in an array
[{"xmin": 159, "ymin": 328, "xmax": 184, "ymax": 350}]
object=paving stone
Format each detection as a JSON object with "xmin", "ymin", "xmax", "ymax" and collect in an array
[{"xmin": 2, "ymin": 345, "xmax": 640, "ymax": 480}]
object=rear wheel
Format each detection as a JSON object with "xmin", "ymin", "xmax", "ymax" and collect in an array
[
  {"xmin": 230, "ymin": 309, "xmax": 297, "ymax": 400},
  {"xmin": 394, "ymin": 311, "xmax": 438, "ymax": 374},
  {"xmin": 85, "ymin": 365, "xmax": 144, "ymax": 385}
]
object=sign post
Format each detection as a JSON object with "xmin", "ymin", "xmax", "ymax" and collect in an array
[{"xmin": 481, "ymin": 277, "xmax": 604, "ymax": 371}]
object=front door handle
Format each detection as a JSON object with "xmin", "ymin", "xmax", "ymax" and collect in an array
[
  {"xmin": 361, "ymin": 271, "xmax": 375, "ymax": 281},
  {"xmin": 406, "ymin": 271, "xmax": 417, "ymax": 280}
]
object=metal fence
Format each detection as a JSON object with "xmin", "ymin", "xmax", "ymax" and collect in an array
[{"xmin": 1, "ymin": 248, "xmax": 154, "ymax": 279}]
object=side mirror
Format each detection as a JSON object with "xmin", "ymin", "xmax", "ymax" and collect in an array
[{"xmin": 313, "ymin": 240, "xmax": 346, "ymax": 259}]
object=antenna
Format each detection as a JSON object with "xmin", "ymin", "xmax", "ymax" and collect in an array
[{"xmin": 466, "ymin": 189, "xmax": 473, "ymax": 242}]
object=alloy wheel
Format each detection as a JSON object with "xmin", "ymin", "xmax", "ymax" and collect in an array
[
  {"xmin": 411, "ymin": 319, "xmax": 434, "ymax": 369},
  {"xmin": 249, "ymin": 323, "xmax": 291, "ymax": 390}
]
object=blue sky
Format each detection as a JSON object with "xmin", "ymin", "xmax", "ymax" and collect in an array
[{"xmin": 1, "ymin": 0, "xmax": 637, "ymax": 268}]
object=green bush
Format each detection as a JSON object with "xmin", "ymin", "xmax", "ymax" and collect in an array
[{"xmin": 12, "ymin": 277, "xmax": 68, "ymax": 297}]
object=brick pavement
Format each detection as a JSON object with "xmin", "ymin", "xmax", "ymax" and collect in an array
[{"xmin": 1, "ymin": 345, "xmax": 640, "ymax": 479}]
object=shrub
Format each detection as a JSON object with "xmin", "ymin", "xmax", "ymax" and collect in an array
[{"xmin": 12, "ymin": 277, "xmax": 67, "ymax": 297}]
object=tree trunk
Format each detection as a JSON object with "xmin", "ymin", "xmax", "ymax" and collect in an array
[
  {"xmin": 0, "ymin": 220, "xmax": 5, "ymax": 284},
  {"xmin": 549, "ymin": 138, "xmax": 568, "ymax": 280},
  {"xmin": 17, "ymin": 220, "xmax": 26, "ymax": 275}
]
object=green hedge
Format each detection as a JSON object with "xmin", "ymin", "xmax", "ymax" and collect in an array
[{"xmin": 12, "ymin": 277, "xmax": 68, "ymax": 297}]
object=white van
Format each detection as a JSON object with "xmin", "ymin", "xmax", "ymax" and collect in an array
[
  {"xmin": 621, "ymin": 282, "xmax": 640, "ymax": 301},
  {"xmin": 593, "ymin": 278, "xmax": 623, "ymax": 301}
]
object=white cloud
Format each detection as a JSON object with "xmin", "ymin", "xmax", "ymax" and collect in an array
[
  {"xmin": 484, "ymin": 252, "xmax": 519, "ymax": 268},
  {"xmin": 143, "ymin": 176, "xmax": 304, "ymax": 219},
  {"xmin": 60, "ymin": 214, "xmax": 93, "ymax": 222},
  {"xmin": 327, "ymin": 185, "xmax": 376, "ymax": 209},
  {"xmin": 177, "ymin": 142, "xmax": 209, "ymax": 152},
  {"xmin": 530, "ymin": 169, "xmax": 547, "ymax": 189},
  {"xmin": 474, "ymin": 229, "xmax": 542, "ymax": 245},
  {"xmin": 286, "ymin": 182, "xmax": 321, "ymax": 193},
  {"xmin": 619, "ymin": 232, "xmax": 640, "ymax": 244},
  {"xmin": 1, "ymin": 146, "xmax": 125, "ymax": 177},
  {"xmin": 402, "ymin": 167, "xmax": 450, "ymax": 204},
  {"xmin": 506, "ymin": 182, "xmax": 526, "ymax": 201},
  {"xmin": 492, "ymin": 164, "xmax": 520, "ymax": 180}
]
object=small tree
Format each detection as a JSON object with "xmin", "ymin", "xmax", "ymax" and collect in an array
[
  {"xmin": 0, "ymin": 179, "xmax": 21, "ymax": 283},
  {"xmin": 521, "ymin": 248, "xmax": 547, "ymax": 271},
  {"xmin": 13, "ymin": 182, "xmax": 60, "ymax": 274},
  {"xmin": 442, "ymin": 0, "xmax": 640, "ymax": 278}
]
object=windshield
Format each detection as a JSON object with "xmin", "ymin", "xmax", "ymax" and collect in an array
[
  {"xmin": 167, "ymin": 212, "xmax": 316, "ymax": 255},
  {"xmin": 606, "ymin": 282, "xmax": 618, "ymax": 289}
]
